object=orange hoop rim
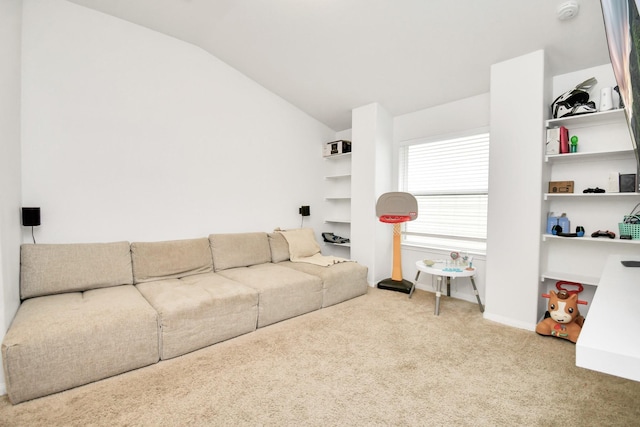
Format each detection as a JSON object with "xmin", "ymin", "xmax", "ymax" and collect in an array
[{"xmin": 379, "ymin": 215, "xmax": 412, "ymax": 224}]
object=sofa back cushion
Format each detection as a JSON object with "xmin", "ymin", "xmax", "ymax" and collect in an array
[
  {"xmin": 20, "ymin": 242, "xmax": 133, "ymax": 299},
  {"xmin": 209, "ymin": 232, "xmax": 271, "ymax": 271},
  {"xmin": 268, "ymin": 232, "xmax": 290, "ymax": 263},
  {"xmin": 131, "ymin": 238, "xmax": 213, "ymax": 284}
]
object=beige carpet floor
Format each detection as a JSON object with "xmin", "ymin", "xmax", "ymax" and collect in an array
[{"xmin": 1, "ymin": 287, "xmax": 639, "ymax": 426}]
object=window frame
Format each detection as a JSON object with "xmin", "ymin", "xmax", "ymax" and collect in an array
[{"xmin": 398, "ymin": 128, "xmax": 490, "ymax": 254}]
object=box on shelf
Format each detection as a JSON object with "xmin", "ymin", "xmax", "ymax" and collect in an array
[
  {"xmin": 619, "ymin": 173, "xmax": 637, "ymax": 193},
  {"xmin": 546, "ymin": 128, "xmax": 560, "ymax": 154},
  {"xmin": 608, "ymin": 172, "xmax": 620, "ymax": 192},
  {"xmin": 549, "ymin": 181, "xmax": 574, "ymax": 193},
  {"xmin": 323, "ymin": 140, "xmax": 351, "ymax": 157}
]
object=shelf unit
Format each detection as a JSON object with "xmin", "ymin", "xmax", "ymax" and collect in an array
[
  {"xmin": 323, "ymin": 152, "xmax": 352, "ymax": 254},
  {"xmin": 545, "ymin": 107, "xmax": 626, "ymax": 128},
  {"xmin": 545, "ymin": 148, "xmax": 634, "ymax": 163},
  {"xmin": 542, "ymin": 233, "xmax": 640, "ymax": 244},
  {"xmin": 540, "ymin": 108, "xmax": 639, "ymax": 315},
  {"xmin": 543, "ymin": 192, "xmax": 639, "ymax": 200}
]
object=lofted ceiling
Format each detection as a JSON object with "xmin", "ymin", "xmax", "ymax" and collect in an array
[{"xmin": 66, "ymin": 0, "xmax": 612, "ymax": 131}]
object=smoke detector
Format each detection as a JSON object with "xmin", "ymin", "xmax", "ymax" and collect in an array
[{"xmin": 557, "ymin": 0, "xmax": 579, "ymax": 21}]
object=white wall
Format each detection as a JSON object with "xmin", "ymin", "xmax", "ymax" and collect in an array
[
  {"xmin": 394, "ymin": 94, "xmax": 490, "ymax": 304},
  {"xmin": 393, "ymin": 93, "xmax": 491, "ymax": 143},
  {"xmin": 0, "ymin": 0, "xmax": 335, "ymax": 395},
  {"xmin": 21, "ymin": 0, "xmax": 335, "ymax": 245},
  {"xmin": 0, "ymin": 0, "xmax": 24, "ymax": 396}
]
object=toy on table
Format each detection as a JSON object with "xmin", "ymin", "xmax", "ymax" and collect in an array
[{"xmin": 535, "ymin": 282, "xmax": 587, "ymax": 343}]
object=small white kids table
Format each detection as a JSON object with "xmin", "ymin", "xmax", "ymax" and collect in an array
[{"xmin": 414, "ymin": 260, "xmax": 484, "ymax": 315}]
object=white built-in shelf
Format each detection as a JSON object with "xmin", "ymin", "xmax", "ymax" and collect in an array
[
  {"xmin": 324, "ymin": 242, "xmax": 351, "ymax": 248},
  {"xmin": 323, "ymin": 145, "xmax": 352, "ymax": 253},
  {"xmin": 324, "ymin": 153, "xmax": 351, "ymax": 159},
  {"xmin": 542, "ymin": 233, "xmax": 640, "ymax": 245},
  {"xmin": 544, "ymin": 192, "xmax": 640, "ymax": 200},
  {"xmin": 546, "ymin": 108, "xmax": 625, "ymax": 128},
  {"xmin": 325, "ymin": 219, "xmax": 351, "ymax": 224},
  {"xmin": 545, "ymin": 149, "xmax": 634, "ymax": 163},
  {"xmin": 540, "ymin": 271, "xmax": 600, "ymax": 286}
]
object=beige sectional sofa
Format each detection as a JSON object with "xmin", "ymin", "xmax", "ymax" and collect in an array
[{"xmin": 1, "ymin": 230, "xmax": 368, "ymax": 404}]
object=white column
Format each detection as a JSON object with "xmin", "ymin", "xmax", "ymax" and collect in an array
[
  {"xmin": 350, "ymin": 103, "xmax": 393, "ymax": 286},
  {"xmin": 484, "ymin": 50, "xmax": 548, "ymax": 329}
]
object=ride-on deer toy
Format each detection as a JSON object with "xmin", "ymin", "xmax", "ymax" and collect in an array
[{"xmin": 535, "ymin": 282, "xmax": 587, "ymax": 344}]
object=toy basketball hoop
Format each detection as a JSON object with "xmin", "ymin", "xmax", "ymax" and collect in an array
[{"xmin": 376, "ymin": 192, "xmax": 418, "ymax": 295}]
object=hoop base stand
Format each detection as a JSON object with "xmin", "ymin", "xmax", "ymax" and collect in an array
[{"xmin": 377, "ymin": 278, "xmax": 413, "ymax": 294}]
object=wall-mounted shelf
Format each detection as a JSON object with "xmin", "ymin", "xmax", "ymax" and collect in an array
[
  {"xmin": 542, "ymin": 234, "xmax": 640, "ymax": 245},
  {"xmin": 325, "ymin": 219, "xmax": 351, "ymax": 224},
  {"xmin": 324, "ymin": 242, "xmax": 351, "ymax": 248},
  {"xmin": 545, "ymin": 149, "xmax": 634, "ymax": 163},
  {"xmin": 540, "ymin": 271, "xmax": 600, "ymax": 286},
  {"xmin": 543, "ymin": 192, "xmax": 640, "ymax": 200},
  {"xmin": 545, "ymin": 108, "xmax": 625, "ymax": 128},
  {"xmin": 323, "ymin": 152, "xmax": 351, "ymax": 159}
]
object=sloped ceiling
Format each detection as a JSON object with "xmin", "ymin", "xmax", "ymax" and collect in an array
[{"xmin": 67, "ymin": 0, "xmax": 611, "ymax": 131}]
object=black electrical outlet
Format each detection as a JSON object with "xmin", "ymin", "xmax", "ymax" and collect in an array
[{"xmin": 299, "ymin": 206, "xmax": 310, "ymax": 216}]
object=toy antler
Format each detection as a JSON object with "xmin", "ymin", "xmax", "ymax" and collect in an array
[{"xmin": 541, "ymin": 292, "xmax": 588, "ymax": 305}]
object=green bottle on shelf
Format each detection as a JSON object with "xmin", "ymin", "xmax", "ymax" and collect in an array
[{"xmin": 570, "ymin": 135, "xmax": 578, "ymax": 153}]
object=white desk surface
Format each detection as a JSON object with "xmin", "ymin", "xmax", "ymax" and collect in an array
[{"xmin": 576, "ymin": 254, "xmax": 640, "ymax": 382}]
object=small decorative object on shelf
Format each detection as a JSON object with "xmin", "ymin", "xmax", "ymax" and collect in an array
[
  {"xmin": 560, "ymin": 126, "xmax": 569, "ymax": 153},
  {"xmin": 323, "ymin": 140, "xmax": 351, "ymax": 157},
  {"xmin": 619, "ymin": 202, "xmax": 640, "ymax": 239},
  {"xmin": 549, "ymin": 181, "xmax": 574, "ymax": 193},
  {"xmin": 550, "ymin": 76, "xmax": 598, "ymax": 119},
  {"xmin": 570, "ymin": 135, "xmax": 578, "ymax": 152},
  {"xmin": 321, "ymin": 232, "xmax": 349, "ymax": 244}
]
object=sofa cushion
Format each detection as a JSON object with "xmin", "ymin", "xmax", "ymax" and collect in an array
[
  {"xmin": 136, "ymin": 273, "xmax": 259, "ymax": 360},
  {"xmin": 278, "ymin": 260, "xmax": 369, "ymax": 308},
  {"xmin": 217, "ymin": 263, "xmax": 323, "ymax": 328},
  {"xmin": 279, "ymin": 228, "xmax": 320, "ymax": 258},
  {"xmin": 209, "ymin": 232, "xmax": 271, "ymax": 272},
  {"xmin": 131, "ymin": 238, "xmax": 213, "ymax": 284},
  {"xmin": 20, "ymin": 241, "xmax": 133, "ymax": 299},
  {"xmin": 268, "ymin": 232, "xmax": 290, "ymax": 263},
  {"xmin": 1, "ymin": 285, "xmax": 159, "ymax": 404}
]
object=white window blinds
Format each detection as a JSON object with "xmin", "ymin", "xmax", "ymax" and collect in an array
[{"xmin": 399, "ymin": 132, "xmax": 490, "ymax": 251}]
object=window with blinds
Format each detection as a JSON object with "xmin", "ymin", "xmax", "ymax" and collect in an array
[{"xmin": 399, "ymin": 132, "xmax": 490, "ymax": 252}]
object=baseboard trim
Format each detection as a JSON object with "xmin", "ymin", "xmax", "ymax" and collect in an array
[{"xmin": 483, "ymin": 312, "xmax": 536, "ymax": 331}]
